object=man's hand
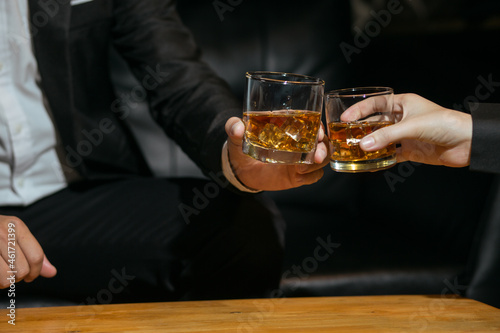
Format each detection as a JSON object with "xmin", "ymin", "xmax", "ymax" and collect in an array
[
  {"xmin": 225, "ymin": 117, "xmax": 329, "ymax": 191},
  {"xmin": 0, "ymin": 215, "xmax": 57, "ymax": 288}
]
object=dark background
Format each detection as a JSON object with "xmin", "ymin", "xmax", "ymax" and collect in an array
[{"xmin": 175, "ymin": 0, "xmax": 500, "ymax": 297}]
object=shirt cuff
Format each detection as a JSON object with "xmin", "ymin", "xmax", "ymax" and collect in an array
[{"xmin": 221, "ymin": 141, "xmax": 262, "ymax": 193}]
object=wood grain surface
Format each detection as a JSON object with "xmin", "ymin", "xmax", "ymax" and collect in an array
[{"xmin": 1, "ymin": 295, "xmax": 499, "ymax": 332}]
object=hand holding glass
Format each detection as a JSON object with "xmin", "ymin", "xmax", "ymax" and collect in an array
[
  {"xmin": 325, "ymin": 87, "xmax": 396, "ymax": 172},
  {"xmin": 242, "ymin": 72, "xmax": 324, "ymax": 164}
]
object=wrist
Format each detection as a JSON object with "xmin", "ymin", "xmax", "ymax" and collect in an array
[{"xmin": 221, "ymin": 141, "xmax": 261, "ymax": 193}]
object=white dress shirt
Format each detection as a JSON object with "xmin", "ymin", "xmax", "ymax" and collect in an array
[
  {"xmin": 0, "ymin": 1, "xmax": 254, "ymax": 208},
  {"xmin": 0, "ymin": 1, "xmax": 67, "ymax": 206}
]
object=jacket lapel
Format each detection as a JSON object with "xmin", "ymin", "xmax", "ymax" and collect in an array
[{"xmin": 28, "ymin": 0, "xmax": 75, "ymax": 149}]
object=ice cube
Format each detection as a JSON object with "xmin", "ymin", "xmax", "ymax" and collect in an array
[
  {"xmin": 259, "ymin": 123, "xmax": 285, "ymax": 149},
  {"xmin": 346, "ymin": 137, "xmax": 361, "ymax": 145},
  {"xmin": 282, "ymin": 117, "xmax": 305, "ymax": 142},
  {"xmin": 345, "ymin": 122, "xmax": 365, "ymax": 146}
]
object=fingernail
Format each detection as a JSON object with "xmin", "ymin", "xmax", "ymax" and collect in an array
[
  {"xmin": 361, "ymin": 136, "xmax": 375, "ymax": 149},
  {"xmin": 317, "ymin": 148, "xmax": 327, "ymax": 162},
  {"xmin": 231, "ymin": 121, "xmax": 242, "ymax": 136}
]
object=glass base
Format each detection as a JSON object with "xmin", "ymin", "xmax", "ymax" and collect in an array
[
  {"xmin": 330, "ymin": 155, "xmax": 397, "ymax": 173},
  {"xmin": 243, "ymin": 141, "xmax": 315, "ymax": 164}
]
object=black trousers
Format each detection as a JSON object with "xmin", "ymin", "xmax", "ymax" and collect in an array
[{"xmin": 0, "ymin": 177, "xmax": 285, "ymax": 305}]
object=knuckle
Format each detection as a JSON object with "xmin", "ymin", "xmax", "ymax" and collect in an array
[
  {"xmin": 0, "ymin": 216, "xmax": 25, "ymax": 238},
  {"xmin": 405, "ymin": 93, "xmax": 418, "ymax": 100},
  {"xmin": 1, "ymin": 216, "xmax": 23, "ymax": 226},
  {"xmin": 400, "ymin": 93, "xmax": 416, "ymax": 105},
  {"xmin": 293, "ymin": 173, "xmax": 305, "ymax": 186},
  {"xmin": 28, "ymin": 252, "xmax": 45, "ymax": 267},
  {"xmin": 15, "ymin": 267, "xmax": 30, "ymax": 280}
]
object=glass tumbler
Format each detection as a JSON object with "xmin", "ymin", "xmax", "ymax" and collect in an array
[
  {"xmin": 242, "ymin": 71, "xmax": 324, "ymax": 164},
  {"xmin": 325, "ymin": 86, "xmax": 396, "ymax": 172}
]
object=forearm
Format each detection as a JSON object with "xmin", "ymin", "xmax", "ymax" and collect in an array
[{"xmin": 111, "ymin": 0, "xmax": 241, "ymax": 178}]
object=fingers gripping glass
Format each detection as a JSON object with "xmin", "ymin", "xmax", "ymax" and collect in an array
[{"xmin": 325, "ymin": 87, "xmax": 396, "ymax": 172}]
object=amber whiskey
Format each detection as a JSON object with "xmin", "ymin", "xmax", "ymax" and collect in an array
[
  {"xmin": 243, "ymin": 110, "xmax": 321, "ymax": 153},
  {"xmin": 328, "ymin": 121, "xmax": 396, "ymax": 172}
]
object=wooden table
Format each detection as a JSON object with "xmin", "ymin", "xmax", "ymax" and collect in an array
[{"xmin": 1, "ymin": 295, "xmax": 499, "ymax": 332}]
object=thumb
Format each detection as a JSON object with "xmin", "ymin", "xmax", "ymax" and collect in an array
[
  {"xmin": 225, "ymin": 117, "xmax": 245, "ymax": 147},
  {"xmin": 40, "ymin": 255, "xmax": 57, "ymax": 278},
  {"xmin": 359, "ymin": 123, "xmax": 401, "ymax": 151}
]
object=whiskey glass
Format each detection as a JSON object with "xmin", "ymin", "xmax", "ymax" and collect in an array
[
  {"xmin": 242, "ymin": 71, "xmax": 324, "ymax": 164},
  {"xmin": 325, "ymin": 87, "xmax": 396, "ymax": 172}
]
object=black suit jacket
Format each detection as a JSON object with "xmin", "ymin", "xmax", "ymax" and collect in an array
[
  {"xmin": 27, "ymin": 0, "xmax": 241, "ymax": 181},
  {"xmin": 470, "ymin": 103, "xmax": 500, "ymax": 174}
]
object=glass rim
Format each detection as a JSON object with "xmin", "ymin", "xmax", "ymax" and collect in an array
[
  {"xmin": 327, "ymin": 86, "xmax": 393, "ymax": 98},
  {"xmin": 246, "ymin": 71, "xmax": 325, "ymax": 86}
]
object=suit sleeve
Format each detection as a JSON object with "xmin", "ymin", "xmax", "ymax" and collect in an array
[
  {"xmin": 470, "ymin": 103, "xmax": 500, "ymax": 174},
  {"xmin": 110, "ymin": 0, "xmax": 241, "ymax": 182}
]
